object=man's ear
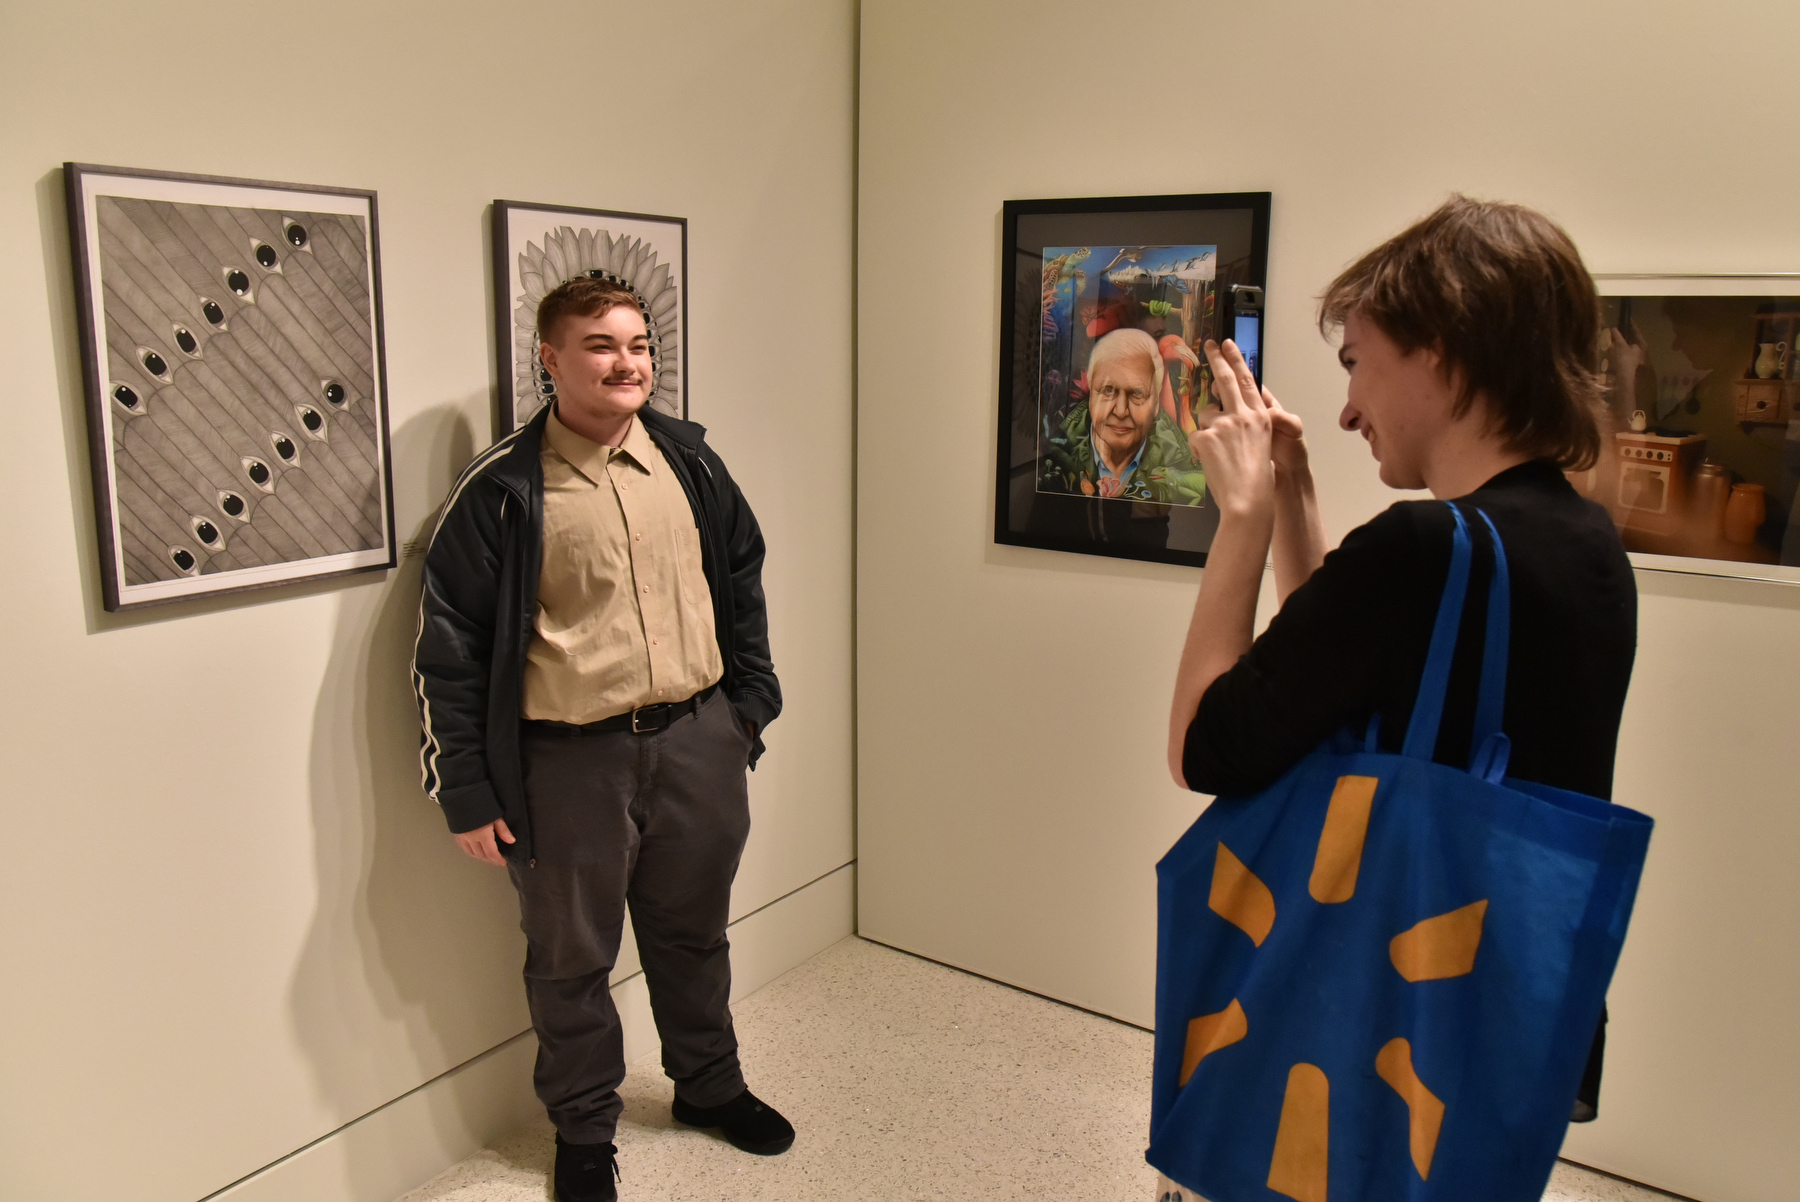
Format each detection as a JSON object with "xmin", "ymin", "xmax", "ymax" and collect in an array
[
  {"xmin": 1428, "ymin": 345, "xmax": 1485, "ymax": 420},
  {"xmin": 1422, "ymin": 340, "xmax": 1459, "ymax": 393},
  {"xmin": 539, "ymin": 340, "xmax": 559, "ymax": 381}
]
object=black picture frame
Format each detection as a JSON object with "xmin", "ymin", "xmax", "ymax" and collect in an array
[
  {"xmin": 994, "ymin": 192, "xmax": 1272, "ymax": 569},
  {"xmin": 65, "ymin": 162, "xmax": 395, "ymax": 612},
  {"xmin": 491, "ymin": 200, "xmax": 688, "ymax": 435}
]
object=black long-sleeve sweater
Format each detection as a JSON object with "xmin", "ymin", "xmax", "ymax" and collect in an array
[{"xmin": 1184, "ymin": 459, "xmax": 1637, "ymax": 801}]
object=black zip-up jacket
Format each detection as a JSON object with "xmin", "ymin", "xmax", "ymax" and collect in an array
[{"xmin": 410, "ymin": 404, "xmax": 780, "ymax": 863}]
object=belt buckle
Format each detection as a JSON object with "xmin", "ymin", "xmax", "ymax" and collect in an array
[{"xmin": 630, "ymin": 705, "xmax": 667, "ymax": 734}]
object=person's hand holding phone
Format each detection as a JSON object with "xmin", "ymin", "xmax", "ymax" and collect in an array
[
  {"xmin": 1266, "ymin": 390, "xmax": 1311, "ymax": 489},
  {"xmin": 1189, "ymin": 339, "xmax": 1279, "ymax": 521}
]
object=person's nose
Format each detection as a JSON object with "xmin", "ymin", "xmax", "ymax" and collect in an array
[{"xmin": 1339, "ymin": 399, "xmax": 1361, "ymax": 432}]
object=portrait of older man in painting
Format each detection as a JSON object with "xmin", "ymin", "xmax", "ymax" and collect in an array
[{"xmin": 1040, "ymin": 328, "xmax": 1207, "ymax": 505}]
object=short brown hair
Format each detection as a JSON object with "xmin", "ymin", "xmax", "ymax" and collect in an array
[
  {"xmin": 1318, "ymin": 196, "xmax": 1604, "ymax": 470},
  {"xmin": 536, "ymin": 276, "xmax": 644, "ymax": 346}
]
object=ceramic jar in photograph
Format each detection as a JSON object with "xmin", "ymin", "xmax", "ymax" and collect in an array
[{"xmin": 1724, "ymin": 482, "xmax": 1767, "ymax": 545}]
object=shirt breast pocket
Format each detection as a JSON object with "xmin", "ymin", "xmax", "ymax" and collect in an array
[{"xmin": 675, "ymin": 527, "xmax": 708, "ymax": 601}]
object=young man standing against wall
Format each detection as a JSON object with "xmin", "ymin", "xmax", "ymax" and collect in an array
[{"xmin": 412, "ymin": 277, "xmax": 790, "ymax": 1202}]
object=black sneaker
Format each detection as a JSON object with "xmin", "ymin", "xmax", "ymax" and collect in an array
[
  {"xmin": 553, "ymin": 1134, "xmax": 620, "ymax": 1202},
  {"xmin": 671, "ymin": 1088, "xmax": 795, "ymax": 1155}
]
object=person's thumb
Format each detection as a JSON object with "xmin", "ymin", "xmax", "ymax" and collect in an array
[{"xmin": 494, "ymin": 818, "xmax": 517, "ymax": 844}]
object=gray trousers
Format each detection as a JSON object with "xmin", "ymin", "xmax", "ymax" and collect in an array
[{"xmin": 509, "ymin": 688, "xmax": 753, "ymax": 1143}]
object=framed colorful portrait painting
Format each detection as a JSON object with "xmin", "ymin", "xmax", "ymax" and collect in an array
[{"xmin": 994, "ymin": 192, "xmax": 1271, "ymax": 568}]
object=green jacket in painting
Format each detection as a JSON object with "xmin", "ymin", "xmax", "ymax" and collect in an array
[{"xmin": 1041, "ymin": 406, "xmax": 1208, "ymax": 506}]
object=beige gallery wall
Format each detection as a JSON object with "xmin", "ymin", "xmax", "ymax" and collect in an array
[
  {"xmin": 0, "ymin": 2, "xmax": 856, "ymax": 1200},
  {"xmin": 857, "ymin": 2, "xmax": 1799, "ymax": 1200}
]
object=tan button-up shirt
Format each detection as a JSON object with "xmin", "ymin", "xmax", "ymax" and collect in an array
[{"xmin": 522, "ymin": 408, "xmax": 723, "ymax": 723}]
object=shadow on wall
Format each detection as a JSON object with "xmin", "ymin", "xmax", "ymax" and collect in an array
[{"xmin": 288, "ymin": 402, "xmax": 532, "ymax": 1187}]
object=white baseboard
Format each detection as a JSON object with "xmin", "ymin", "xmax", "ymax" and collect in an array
[
  {"xmin": 206, "ymin": 862, "xmax": 855, "ymax": 1202},
  {"xmin": 727, "ymin": 863, "xmax": 858, "ymax": 1002},
  {"xmin": 205, "ymin": 1034, "xmax": 541, "ymax": 1202}
]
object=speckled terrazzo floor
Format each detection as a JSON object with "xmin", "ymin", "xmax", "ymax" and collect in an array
[{"xmin": 397, "ymin": 937, "xmax": 1676, "ymax": 1202}]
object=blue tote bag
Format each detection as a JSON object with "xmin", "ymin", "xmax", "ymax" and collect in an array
[{"xmin": 1148, "ymin": 503, "xmax": 1653, "ymax": 1202}]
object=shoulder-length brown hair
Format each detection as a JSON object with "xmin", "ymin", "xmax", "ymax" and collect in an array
[{"xmin": 1318, "ymin": 196, "xmax": 1605, "ymax": 471}]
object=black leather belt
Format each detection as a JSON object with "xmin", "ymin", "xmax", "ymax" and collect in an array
[{"xmin": 524, "ymin": 683, "xmax": 718, "ymax": 736}]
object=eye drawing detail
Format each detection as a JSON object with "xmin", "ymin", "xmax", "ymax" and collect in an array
[
  {"xmin": 112, "ymin": 383, "xmax": 141, "ymax": 411},
  {"xmin": 201, "ymin": 298, "xmax": 226, "ymax": 327},
  {"xmin": 322, "ymin": 380, "xmax": 346, "ymax": 406},
  {"xmin": 191, "ymin": 517, "xmax": 221, "ymax": 546},
  {"xmin": 169, "ymin": 547, "xmax": 198, "ymax": 574},
  {"xmin": 271, "ymin": 433, "xmax": 297, "ymax": 461},
  {"xmin": 243, "ymin": 457, "xmax": 274, "ymax": 490},
  {"xmin": 297, "ymin": 405, "xmax": 325, "ymax": 436},
  {"xmin": 218, "ymin": 491, "xmax": 247, "ymax": 519},
  {"xmin": 254, "ymin": 242, "xmax": 279, "ymax": 269},
  {"xmin": 140, "ymin": 348, "xmax": 169, "ymax": 378},
  {"xmin": 283, "ymin": 220, "xmax": 308, "ymax": 248},
  {"xmin": 226, "ymin": 268, "xmax": 251, "ymax": 297},
  {"xmin": 174, "ymin": 326, "xmax": 199, "ymax": 355}
]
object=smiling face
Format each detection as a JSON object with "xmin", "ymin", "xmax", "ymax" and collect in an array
[
  {"xmin": 1087, "ymin": 351, "xmax": 1158, "ymax": 472},
  {"xmin": 1336, "ymin": 311, "xmax": 1464, "ymax": 490},
  {"xmin": 540, "ymin": 304, "xmax": 653, "ymax": 441}
]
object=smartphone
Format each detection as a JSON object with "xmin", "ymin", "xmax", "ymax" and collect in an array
[{"xmin": 1222, "ymin": 284, "xmax": 1265, "ymax": 386}]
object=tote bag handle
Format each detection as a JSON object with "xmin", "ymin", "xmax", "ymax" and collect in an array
[{"xmin": 1399, "ymin": 504, "xmax": 1513, "ymax": 782}]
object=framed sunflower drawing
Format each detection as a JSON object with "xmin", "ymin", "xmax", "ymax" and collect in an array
[
  {"xmin": 65, "ymin": 163, "xmax": 395, "ymax": 612},
  {"xmin": 491, "ymin": 200, "xmax": 687, "ymax": 433},
  {"xmin": 994, "ymin": 192, "xmax": 1271, "ymax": 569}
]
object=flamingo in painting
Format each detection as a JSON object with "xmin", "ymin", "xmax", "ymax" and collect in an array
[{"xmin": 1159, "ymin": 335, "xmax": 1201, "ymax": 432}]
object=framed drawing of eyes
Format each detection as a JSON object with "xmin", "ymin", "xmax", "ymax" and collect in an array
[{"xmin": 64, "ymin": 162, "xmax": 395, "ymax": 611}]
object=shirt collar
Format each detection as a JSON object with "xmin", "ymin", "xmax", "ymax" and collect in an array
[
  {"xmin": 615, "ymin": 411, "xmax": 656, "ymax": 475},
  {"xmin": 545, "ymin": 406, "xmax": 654, "ymax": 485},
  {"xmin": 1091, "ymin": 429, "xmax": 1148, "ymax": 481}
]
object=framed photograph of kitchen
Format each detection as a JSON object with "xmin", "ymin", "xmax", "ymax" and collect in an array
[
  {"xmin": 1589, "ymin": 274, "xmax": 1800, "ymax": 584},
  {"xmin": 491, "ymin": 200, "xmax": 686, "ymax": 435},
  {"xmin": 994, "ymin": 192, "xmax": 1271, "ymax": 569},
  {"xmin": 65, "ymin": 162, "xmax": 395, "ymax": 612}
]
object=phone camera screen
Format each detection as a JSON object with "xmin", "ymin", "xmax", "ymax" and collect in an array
[{"xmin": 1235, "ymin": 313, "xmax": 1261, "ymax": 382}]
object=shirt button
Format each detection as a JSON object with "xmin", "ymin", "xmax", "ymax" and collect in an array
[
  {"xmin": 652, "ymin": 637, "xmax": 660, "ymax": 645},
  {"xmin": 656, "ymin": 689, "xmax": 664, "ymax": 696},
  {"xmin": 642, "ymin": 585, "xmax": 650, "ymax": 594},
  {"xmin": 635, "ymin": 533, "xmax": 642, "ymax": 541}
]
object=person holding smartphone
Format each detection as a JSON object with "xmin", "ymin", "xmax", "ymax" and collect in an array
[{"xmin": 1164, "ymin": 195, "xmax": 1634, "ymax": 1161}]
